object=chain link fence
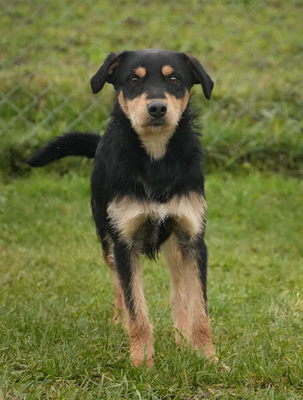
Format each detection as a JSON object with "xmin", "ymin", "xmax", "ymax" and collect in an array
[{"xmin": 1, "ymin": 0, "xmax": 302, "ymax": 173}]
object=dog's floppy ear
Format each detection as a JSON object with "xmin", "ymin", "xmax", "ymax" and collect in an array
[
  {"xmin": 185, "ymin": 54, "xmax": 214, "ymax": 100},
  {"xmin": 90, "ymin": 52, "xmax": 123, "ymax": 94}
]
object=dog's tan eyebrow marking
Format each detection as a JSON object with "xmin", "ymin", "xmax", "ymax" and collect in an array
[
  {"xmin": 162, "ymin": 65, "xmax": 174, "ymax": 76},
  {"xmin": 134, "ymin": 67, "xmax": 146, "ymax": 78}
]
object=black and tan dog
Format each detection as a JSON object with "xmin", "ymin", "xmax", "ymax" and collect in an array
[{"xmin": 28, "ymin": 49, "xmax": 216, "ymax": 367}]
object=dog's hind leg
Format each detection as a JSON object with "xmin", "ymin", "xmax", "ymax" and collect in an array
[
  {"xmin": 102, "ymin": 243, "xmax": 124, "ymax": 324},
  {"xmin": 113, "ymin": 241, "xmax": 154, "ymax": 367},
  {"xmin": 112, "ymin": 275, "xmax": 124, "ymax": 324},
  {"xmin": 162, "ymin": 235, "xmax": 190, "ymax": 345}
]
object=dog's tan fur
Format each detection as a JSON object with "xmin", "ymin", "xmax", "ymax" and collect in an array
[
  {"xmin": 125, "ymin": 252, "xmax": 154, "ymax": 366},
  {"xmin": 184, "ymin": 255, "xmax": 216, "ymax": 360},
  {"xmin": 102, "ymin": 240, "xmax": 154, "ymax": 366},
  {"xmin": 162, "ymin": 235, "xmax": 190, "ymax": 344},
  {"xmin": 163, "ymin": 235, "xmax": 216, "ymax": 360},
  {"xmin": 117, "ymin": 91, "xmax": 189, "ymax": 159},
  {"xmin": 134, "ymin": 67, "xmax": 147, "ymax": 78},
  {"xmin": 162, "ymin": 65, "xmax": 174, "ymax": 76},
  {"xmin": 101, "ymin": 243, "xmax": 124, "ymax": 324},
  {"xmin": 107, "ymin": 192, "xmax": 207, "ymax": 246}
]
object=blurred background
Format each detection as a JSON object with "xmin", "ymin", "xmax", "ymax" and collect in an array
[{"xmin": 1, "ymin": 0, "xmax": 302, "ymax": 176}]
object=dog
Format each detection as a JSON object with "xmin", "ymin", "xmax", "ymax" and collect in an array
[{"xmin": 28, "ymin": 49, "xmax": 217, "ymax": 367}]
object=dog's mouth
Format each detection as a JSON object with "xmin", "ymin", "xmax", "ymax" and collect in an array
[{"xmin": 146, "ymin": 117, "xmax": 166, "ymax": 127}]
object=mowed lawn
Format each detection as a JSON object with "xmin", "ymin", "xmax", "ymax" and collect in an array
[{"xmin": 0, "ymin": 170, "xmax": 302, "ymax": 399}]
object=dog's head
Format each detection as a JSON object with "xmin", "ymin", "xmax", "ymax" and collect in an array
[{"xmin": 91, "ymin": 49, "xmax": 213, "ymax": 157}]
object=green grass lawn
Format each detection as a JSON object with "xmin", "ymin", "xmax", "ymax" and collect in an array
[{"xmin": 0, "ymin": 169, "xmax": 302, "ymax": 399}]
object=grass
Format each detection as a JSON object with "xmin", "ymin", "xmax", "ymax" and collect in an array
[
  {"xmin": 0, "ymin": 169, "xmax": 302, "ymax": 398},
  {"xmin": 1, "ymin": 0, "xmax": 303, "ymax": 175}
]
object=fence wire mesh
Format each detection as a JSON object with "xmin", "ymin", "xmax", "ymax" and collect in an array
[{"xmin": 1, "ymin": 0, "xmax": 302, "ymax": 171}]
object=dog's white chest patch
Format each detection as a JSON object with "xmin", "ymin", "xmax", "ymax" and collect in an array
[{"xmin": 107, "ymin": 193, "xmax": 207, "ymax": 244}]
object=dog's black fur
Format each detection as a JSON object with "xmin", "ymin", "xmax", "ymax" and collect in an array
[{"xmin": 28, "ymin": 49, "xmax": 217, "ymax": 366}]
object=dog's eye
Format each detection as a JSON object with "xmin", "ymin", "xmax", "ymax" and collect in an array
[
  {"xmin": 129, "ymin": 76, "xmax": 140, "ymax": 85},
  {"xmin": 169, "ymin": 76, "xmax": 179, "ymax": 83}
]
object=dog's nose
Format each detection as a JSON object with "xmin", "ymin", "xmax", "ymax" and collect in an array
[{"xmin": 147, "ymin": 101, "xmax": 167, "ymax": 119}]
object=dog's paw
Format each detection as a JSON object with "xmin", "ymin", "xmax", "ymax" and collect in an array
[
  {"xmin": 131, "ymin": 353, "xmax": 154, "ymax": 367},
  {"xmin": 131, "ymin": 345, "xmax": 155, "ymax": 367}
]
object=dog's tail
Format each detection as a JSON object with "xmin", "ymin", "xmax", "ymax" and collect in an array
[{"xmin": 27, "ymin": 131, "xmax": 101, "ymax": 167}]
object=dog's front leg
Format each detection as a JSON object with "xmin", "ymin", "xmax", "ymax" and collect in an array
[
  {"xmin": 183, "ymin": 237, "xmax": 217, "ymax": 362},
  {"xmin": 113, "ymin": 242, "xmax": 154, "ymax": 366}
]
